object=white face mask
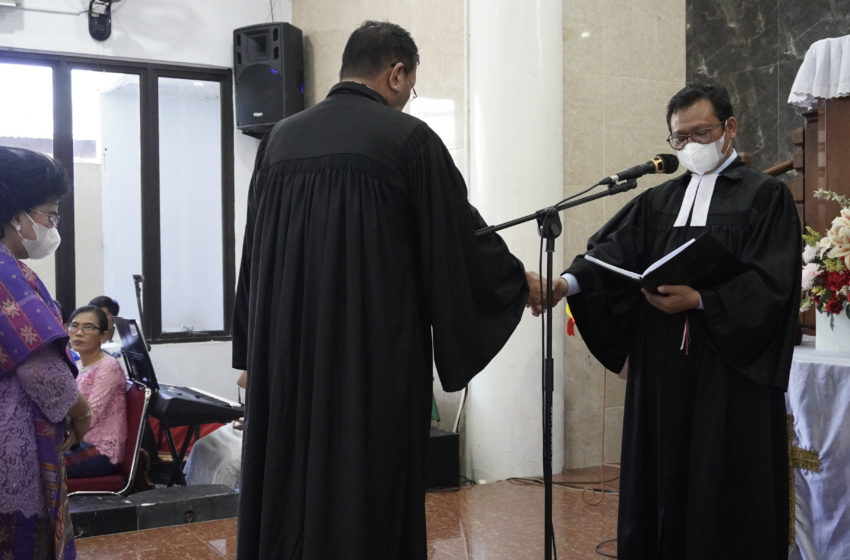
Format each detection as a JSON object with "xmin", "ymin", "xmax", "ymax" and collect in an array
[
  {"xmin": 677, "ymin": 133, "xmax": 727, "ymax": 175},
  {"xmin": 18, "ymin": 212, "xmax": 61, "ymax": 259}
]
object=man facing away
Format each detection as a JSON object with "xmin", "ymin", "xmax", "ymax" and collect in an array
[
  {"xmin": 233, "ymin": 21, "xmax": 542, "ymax": 559},
  {"xmin": 551, "ymin": 82, "xmax": 800, "ymax": 559}
]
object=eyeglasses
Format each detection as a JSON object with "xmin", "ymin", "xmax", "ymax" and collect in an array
[
  {"xmin": 65, "ymin": 322, "xmax": 102, "ymax": 334},
  {"xmin": 667, "ymin": 120, "xmax": 726, "ymax": 150},
  {"xmin": 29, "ymin": 209, "xmax": 61, "ymax": 228}
]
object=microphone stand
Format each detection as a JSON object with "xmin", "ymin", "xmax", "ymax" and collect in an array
[
  {"xmin": 132, "ymin": 274, "xmax": 151, "ymax": 351},
  {"xmin": 476, "ymin": 178, "xmax": 638, "ymax": 560}
]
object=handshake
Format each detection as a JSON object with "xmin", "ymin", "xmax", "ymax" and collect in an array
[{"xmin": 525, "ymin": 271, "xmax": 569, "ymax": 317}]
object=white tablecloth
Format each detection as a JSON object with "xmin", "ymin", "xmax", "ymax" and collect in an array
[
  {"xmin": 788, "ymin": 35, "xmax": 850, "ymax": 108},
  {"xmin": 787, "ymin": 337, "xmax": 850, "ymax": 560}
]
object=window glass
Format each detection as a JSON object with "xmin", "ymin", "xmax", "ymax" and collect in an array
[
  {"xmin": 72, "ymin": 69, "xmax": 142, "ymax": 324},
  {"xmin": 0, "ymin": 63, "xmax": 56, "ymax": 293},
  {"xmin": 158, "ymin": 77, "xmax": 224, "ymax": 333}
]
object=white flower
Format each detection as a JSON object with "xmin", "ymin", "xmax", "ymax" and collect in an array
[
  {"xmin": 826, "ymin": 207, "xmax": 850, "ymax": 268},
  {"xmin": 802, "ymin": 244, "xmax": 818, "ymax": 264},
  {"xmin": 802, "ymin": 262, "xmax": 821, "ymax": 291}
]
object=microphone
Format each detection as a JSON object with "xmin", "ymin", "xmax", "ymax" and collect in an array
[{"xmin": 598, "ymin": 154, "xmax": 679, "ymax": 185}]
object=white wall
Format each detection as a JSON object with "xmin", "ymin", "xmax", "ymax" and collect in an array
[{"xmin": 0, "ymin": 0, "xmax": 293, "ymax": 394}]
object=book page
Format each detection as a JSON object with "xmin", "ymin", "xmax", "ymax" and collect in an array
[
  {"xmin": 584, "ymin": 254, "xmax": 642, "ymax": 280},
  {"xmin": 642, "ymin": 238, "xmax": 696, "ymax": 276}
]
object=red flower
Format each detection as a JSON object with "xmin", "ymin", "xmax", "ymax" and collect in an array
[
  {"xmin": 825, "ymin": 271, "xmax": 844, "ymax": 290},
  {"xmin": 826, "ymin": 298, "xmax": 844, "ymax": 314}
]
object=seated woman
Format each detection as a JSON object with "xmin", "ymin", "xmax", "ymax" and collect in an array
[{"xmin": 63, "ymin": 305, "xmax": 127, "ymax": 478}]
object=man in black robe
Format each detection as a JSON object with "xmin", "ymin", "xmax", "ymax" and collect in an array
[
  {"xmin": 233, "ymin": 21, "xmax": 535, "ymax": 559},
  {"xmin": 551, "ymin": 83, "xmax": 800, "ymax": 558}
]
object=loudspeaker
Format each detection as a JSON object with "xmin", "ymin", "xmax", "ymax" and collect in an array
[
  {"xmin": 234, "ymin": 22, "xmax": 305, "ymax": 138},
  {"xmin": 70, "ymin": 484, "xmax": 239, "ymax": 537},
  {"xmin": 426, "ymin": 426, "xmax": 460, "ymax": 491},
  {"xmin": 71, "ymin": 494, "xmax": 138, "ymax": 538},
  {"xmin": 129, "ymin": 484, "xmax": 239, "ymax": 530}
]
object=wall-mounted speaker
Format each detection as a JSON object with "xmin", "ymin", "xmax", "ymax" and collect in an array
[{"xmin": 233, "ymin": 22, "xmax": 304, "ymax": 138}]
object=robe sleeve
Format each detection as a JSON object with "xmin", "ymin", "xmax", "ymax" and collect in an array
[
  {"xmin": 698, "ymin": 178, "xmax": 801, "ymax": 388},
  {"xmin": 564, "ymin": 193, "xmax": 649, "ymax": 373},
  {"xmin": 405, "ymin": 125, "xmax": 528, "ymax": 392},
  {"xmin": 232, "ymin": 135, "xmax": 270, "ymax": 371}
]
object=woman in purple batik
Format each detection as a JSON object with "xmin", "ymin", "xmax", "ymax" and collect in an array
[{"xmin": 0, "ymin": 146, "xmax": 91, "ymax": 560}]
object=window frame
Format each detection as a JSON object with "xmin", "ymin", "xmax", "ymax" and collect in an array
[{"xmin": 0, "ymin": 48, "xmax": 235, "ymax": 344}]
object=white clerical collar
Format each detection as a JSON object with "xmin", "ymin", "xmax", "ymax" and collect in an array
[{"xmin": 673, "ymin": 150, "xmax": 738, "ymax": 228}]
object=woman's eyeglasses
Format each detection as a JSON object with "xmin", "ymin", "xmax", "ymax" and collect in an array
[
  {"xmin": 65, "ymin": 322, "xmax": 102, "ymax": 334},
  {"xmin": 29, "ymin": 209, "xmax": 61, "ymax": 228}
]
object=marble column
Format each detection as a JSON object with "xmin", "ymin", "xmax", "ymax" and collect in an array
[{"xmin": 465, "ymin": 0, "xmax": 565, "ymax": 482}]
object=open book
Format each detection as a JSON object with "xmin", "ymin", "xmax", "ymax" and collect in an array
[{"xmin": 583, "ymin": 233, "xmax": 740, "ymax": 294}]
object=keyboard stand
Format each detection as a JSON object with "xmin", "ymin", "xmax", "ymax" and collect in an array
[{"xmin": 158, "ymin": 420, "xmax": 202, "ymax": 486}]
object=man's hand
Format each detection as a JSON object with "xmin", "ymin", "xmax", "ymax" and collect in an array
[
  {"xmin": 526, "ymin": 272, "xmax": 569, "ymax": 316},
  {"xmin": 641, "ymin": 285, "xmax": 701, "ymax": 314}
]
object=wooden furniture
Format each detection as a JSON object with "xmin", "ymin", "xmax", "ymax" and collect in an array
[{"xmin": 789, "ymin": 97, "xmax": 850, "ymax": 333}]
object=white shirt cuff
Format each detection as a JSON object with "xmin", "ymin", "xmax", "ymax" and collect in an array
[{"xmin": 561, "ymin": 273, "xmax": 581, "ymax": 296}]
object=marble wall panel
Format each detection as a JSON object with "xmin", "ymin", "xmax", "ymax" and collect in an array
[
  {"xmin": 603, "ymin": 405, "xmax": 624, "ymax": 464},
  {"xmin": 687, "ymin": 0, "xmax": 850, "ymax": 171},
  {"xmin": 600, "ymin": 0, "xmax": 685, "ymax": 83},
  {"xmin": 292, "ymin": 0, "xmax": 466, "ymax": 163},
  {"xmin": 562, "ymin": 0, "xmax": 685, "ymax": 469},
  {"xmin": 687, "ymin": 0, "xmax": 777, "ymax": 77},
  {"xmin": 564, "ymin": 407, "xmax": 605, "ymax": 467},
  {"xmin": 778, "ymin": 0, "xmax": 850, "ymax": 63},
  {"xmin": 726, "ymin": 65, "xmax": 780, "ymax": 168}
]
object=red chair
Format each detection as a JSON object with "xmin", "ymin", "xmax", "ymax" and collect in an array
[{"xmin": 67, "ymin": 380, "xmax": 151, "ymax": 496}]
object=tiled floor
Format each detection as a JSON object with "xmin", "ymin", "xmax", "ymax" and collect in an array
[{"xmin": 75, "ymin": 466, "xmax": 619, "ymax": 559}]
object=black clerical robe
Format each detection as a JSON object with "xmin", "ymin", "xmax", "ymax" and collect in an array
[
  {"xmin": 232, "ymin": 82, "xmax": 528, "ymax": 560},
  {"xmin": 566, "ymin": 159, "xmax": 800, "ymax": 560}
]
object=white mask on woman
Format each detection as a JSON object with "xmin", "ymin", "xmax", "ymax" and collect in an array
[
  {"xmin": 18, "ymin": 212, "xmax": 61, "ymax": 259},
  {"xmin": 677, "ymin": 133, "xmax": 727, "ymax": 175}
]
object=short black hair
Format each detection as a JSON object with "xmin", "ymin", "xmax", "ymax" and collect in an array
[
  {"xmin": 69, "ymin": 305, "xmax": 109, "ymax": 332},
  {"xmin": 339, "ymin": 21, "xmax": 419, "ymax": 79},
  {"xmin": 0, "ymin": 147, "xmax": 70, "ymax": 239},
  {"xmin": 666, "ymin": 82, "xmax": 734, "ymax": 131},
  {"xmin": 89, "ymin": 295, "xmax": 120, "ymax": 316}
]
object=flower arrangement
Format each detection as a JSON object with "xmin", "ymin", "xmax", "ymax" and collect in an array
[{"xmin": 800, "ymin": 189, "xmax": 850, "ymax": 326}]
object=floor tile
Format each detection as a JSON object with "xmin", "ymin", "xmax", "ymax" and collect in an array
[{"xmin": 76, "ymin": 467, "xmax": 620, "ymax": 560}]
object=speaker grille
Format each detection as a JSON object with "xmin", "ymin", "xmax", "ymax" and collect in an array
[
  {"xmin": 233, "ymin": 22, "xmax": 304, "ymax": 134},
  {"xmin": 235, "ymin": 65, "xmax": 284, "ymax": 127}
]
